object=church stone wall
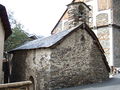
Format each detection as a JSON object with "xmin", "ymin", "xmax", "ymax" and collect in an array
[
  {"xmin": 11, "ymin": 51, "xmax": 28, "ymax": 82},
  {"xmin": 25, "ymin": 49, "xmax": 51, "ymax": 90},
  {"xmin": 11, "ymin": 49, "xmax": 51, "ymax": 90},
  {"xmin": 50, "ymin": 28, "xmax": 109, "ymax": 89}
]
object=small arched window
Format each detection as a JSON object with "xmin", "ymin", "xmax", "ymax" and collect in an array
[
  {"xmin": 29, "ymin": 76, "xmax": 35, "ymax": 90},
  {"xmin": 78, "ymin": 5, "xmax": 84, "ymax": 19}
]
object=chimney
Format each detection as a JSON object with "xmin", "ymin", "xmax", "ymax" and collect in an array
[{"xmin": 65, "ymin": 2, "xmax": 90, "ymax": 30}]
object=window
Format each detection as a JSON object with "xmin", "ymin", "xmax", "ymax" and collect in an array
[
  {"xmin": 29, "ymin": 76, "xmax": 35, "ymax": 90},
  {"xmin": 98, "ymin": 0, "xmax": 111, "ymax": 10}
]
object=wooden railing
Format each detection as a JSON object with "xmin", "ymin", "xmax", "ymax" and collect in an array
[{"xmin": 0, "ymin": 81, "xmax": 32, "ymax": 90}]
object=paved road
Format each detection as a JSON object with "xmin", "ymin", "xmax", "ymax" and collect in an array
[{"xmin": 59, "ymin": 74, "xmax": 120, "ymax": 90}]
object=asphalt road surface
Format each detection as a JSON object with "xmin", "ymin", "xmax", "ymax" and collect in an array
[{"xmin": 59, "ymin": 74, "xmax": 120, "ymax": 90}]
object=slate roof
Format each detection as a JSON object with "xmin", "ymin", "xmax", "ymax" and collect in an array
[
  {"xmin": 10, "ymin": 23, "xmax": 104, "ymax": 53},
  {"xmin": 11, "ymin": 23, "xmax": 83, "ymax": 52},
  {"xmin": 0, "ymin": 4, "xmax": 12, "ymax": 40}
]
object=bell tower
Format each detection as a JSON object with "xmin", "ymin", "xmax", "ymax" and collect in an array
[{"xmin": 65, "ymin": 2, "xmax": 90, "ymax": 30}]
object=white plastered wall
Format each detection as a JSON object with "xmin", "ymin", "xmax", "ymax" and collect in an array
[
  {"xmin": 0, "ymin": 18, "xmax": 5, "ymax": 83},
  {"xmin": 85, "ymin": 0, "xmax": 113, "ymax": 66}
]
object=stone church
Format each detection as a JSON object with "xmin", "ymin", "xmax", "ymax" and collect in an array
[
  {"xmin": 51, "ymin": 0, "xmax": 120, "ymax": 67},
  {"xmin": 10, "ymin": 2, "xmax": 110, "ymax": 90}
]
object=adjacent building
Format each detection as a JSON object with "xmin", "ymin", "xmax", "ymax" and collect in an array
[
  {"xmin": 51, "ymin": 0, "xmax": 120, "ymax": 67},
  {"xmin": 0, "ymin": 4, "xmax": 12, "ymax": 83}
]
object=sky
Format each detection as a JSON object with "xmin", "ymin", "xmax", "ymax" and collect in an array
[{"xmin": 0, "ymin": 0, "xmax": 71, "ymax": 36}]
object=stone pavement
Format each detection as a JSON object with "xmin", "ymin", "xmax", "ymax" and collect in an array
[{"xmin": 58, "ymin": 74, "xmax": 120, "ymax": 90}]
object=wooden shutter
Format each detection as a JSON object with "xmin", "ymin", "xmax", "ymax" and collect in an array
[{"xmin": 98, "ymin": 0, "xmax": 111, "ymax": 10}]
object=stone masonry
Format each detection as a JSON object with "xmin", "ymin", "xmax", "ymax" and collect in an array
[
  {"xmin": 49, "ymin": 28, "xmax": 109, "ymax": 89},
  {"xmin": 10, "ymin": 25, "xmax": 109, "ymax": 90}
]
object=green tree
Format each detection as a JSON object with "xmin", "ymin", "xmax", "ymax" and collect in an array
[{"xmin": 4, "ymin": 12, "xmax": 32, "ymax": 51}]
